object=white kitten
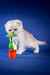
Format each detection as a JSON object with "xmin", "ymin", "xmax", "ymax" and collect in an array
[{"xmin": 5, "ymin": 20, "xmax": 48, "ymax": 54}]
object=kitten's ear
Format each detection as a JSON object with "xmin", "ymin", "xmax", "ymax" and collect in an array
[
  {"xmin": 4, "ymin": 21, "xmax": 9, "ymax": 28},
  {"xmin": 16, "ymin": 20, "xmax": 23, "ymax": 28}
]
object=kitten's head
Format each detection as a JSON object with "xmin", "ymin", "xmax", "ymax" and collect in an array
[{"xmin": 5, "ymin": 20, "xmax": 23, "ymax": 34}]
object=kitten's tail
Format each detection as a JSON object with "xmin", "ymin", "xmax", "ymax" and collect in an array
[{"xmin": 37, "ymin": 40, "xmax": 48, "ymax": 45}]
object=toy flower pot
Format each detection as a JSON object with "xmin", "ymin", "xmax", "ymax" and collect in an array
[
  {"xmin": 6, "ymin": 33, "xmax": 17, "ymax": 58},
  {"xmin": 8, "ymin": 50, "xmax": 17, "ymax": 58}
]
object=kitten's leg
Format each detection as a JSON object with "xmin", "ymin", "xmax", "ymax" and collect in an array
[
  {"xmin": 13, "ymin": 42, "xmax": 17, "ymax": 50},
  {"xmin": 34, "ymin": 44, "xmax": 39, "ymax": 53},
  {"xmin": 17, "ymin": 42, "xmax": 25, "ymax": 54}
]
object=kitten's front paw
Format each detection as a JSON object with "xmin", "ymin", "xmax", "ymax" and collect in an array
[
  {"xmin": 16, "ymin": 50, "xmax": 22, "ymax": 55},
  {"xmin": 34, "ymin": 50, "xmax": 39, "ymax": 53}
]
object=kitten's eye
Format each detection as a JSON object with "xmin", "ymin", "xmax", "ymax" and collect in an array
[
  {"xmin": 9, "ymin": 29, "xmax": 12, "ymax": 31},
  {"xmin": 14, "ymin": 29, "xmax": 17, "ymax": 31}
]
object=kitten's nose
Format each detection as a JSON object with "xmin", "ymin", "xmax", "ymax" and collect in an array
[{"xmin": 12, "ymin": 32, "xmax": 14, "ymax": 34}]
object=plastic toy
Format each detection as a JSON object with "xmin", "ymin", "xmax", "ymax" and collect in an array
[{"xmin": 6, "ymin": 33, "xmax": 17, "ymax": 58}]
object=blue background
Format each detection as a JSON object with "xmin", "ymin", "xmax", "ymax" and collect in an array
[{"xmin": 0, "ymin": 0, "xmax": 50, "ymax": 75}]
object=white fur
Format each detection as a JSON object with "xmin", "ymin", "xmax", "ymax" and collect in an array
[{"xmin": 5, "ymin": 20, "xmax": 47, "ymax": 54}]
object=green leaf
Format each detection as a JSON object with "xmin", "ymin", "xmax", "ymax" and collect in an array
[
  {"xmin": 11, "ymin": 43, "xmax": 14, "ymax": 50},
  {"xmin": 9, "ymin": 43, "xmax": 14, "ymax": 50}
]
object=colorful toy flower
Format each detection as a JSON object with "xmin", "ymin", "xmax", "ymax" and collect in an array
[{"xmin": 6, "ymin": 33, "xmax": 17, "ymax": 50}]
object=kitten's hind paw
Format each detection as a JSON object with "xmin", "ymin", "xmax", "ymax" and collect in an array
[{"xmin": 34, "ymin": 50, "xmax": 39, "ymax": 53}]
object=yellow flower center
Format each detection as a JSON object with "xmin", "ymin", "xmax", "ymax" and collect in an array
[{"xmin": 9, "ymin": 33, "xmax": 13, "ymax": 36}]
